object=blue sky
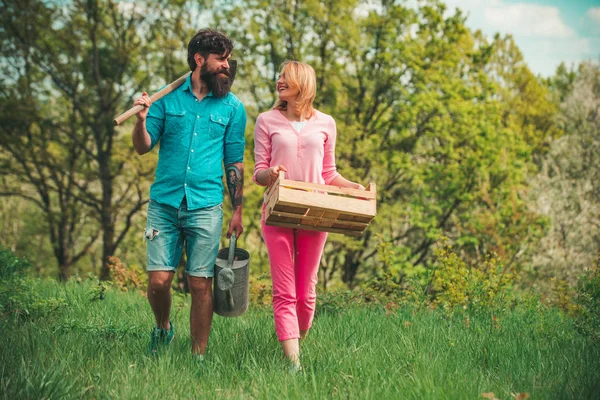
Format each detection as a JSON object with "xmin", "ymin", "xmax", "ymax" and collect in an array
[{"xmin": 442, "ymin": 0, "xmax": 600, "ymax": 76}]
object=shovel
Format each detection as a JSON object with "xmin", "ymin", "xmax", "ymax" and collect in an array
[{"xmin": 217, "ymin": 233, "xmax": 236, "ymax": 310}]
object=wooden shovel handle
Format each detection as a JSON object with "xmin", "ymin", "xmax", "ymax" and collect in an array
[{"xmin": 113, "ymin": 71, "xmax": 192, "ymax": 125}]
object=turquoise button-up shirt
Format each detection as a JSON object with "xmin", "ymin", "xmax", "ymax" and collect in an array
[{"xmin": 146, "ymin": 75, "xmax": 246, "ymax": 210}]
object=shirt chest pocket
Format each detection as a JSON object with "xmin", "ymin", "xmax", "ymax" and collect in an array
[
  {"xmin": 208, "ymin": 114, "xmax": 229, "ymax": 139},
  {"xmin": 165, "ymin": 110, "xmax": 186, "ymax": 135}
]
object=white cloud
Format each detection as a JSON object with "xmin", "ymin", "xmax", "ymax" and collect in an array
[
  {"xmin": 585, "ymin": 7, "xmax": 600, "ymax": 35},
  {"xmin": 586, "ymin": 7, "xmax": 600, "ymax": 25},
  {"xmin": 483, "ymin": 3, "xmax": 575, "ymax": 38},
  {"xmin": 519, "ymin": 37, "xmax": 592, "ymax": 76},
  {"xmin": 444, "ymin": 1, "xmax": 574, "ymax": 38},
  {"xmin": 441, "ymin": 0, "xmax": 594, "ymax": 76}
]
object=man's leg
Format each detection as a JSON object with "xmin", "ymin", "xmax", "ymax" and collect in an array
[
  {"xmin": 183, "ymin": 202, "xmax": 223, "ymax": 356},
  {"xmin": 187, "ymin": 276, "xmax": 213, "ymax": 355},
  {"xmin": 145, "ymin": 199, "xmax": 183, "ymax": 353},
  {"xmin": 147, "ymin": 271, "xmax": 175, "ymax": 330}
]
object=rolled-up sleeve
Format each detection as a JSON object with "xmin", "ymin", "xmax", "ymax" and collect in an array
[
  {"xmin": 322, "ymin": 117, "xmax": 340, "ymax": 185},
  {"xmin": 252, "ymin": 114, "xmax": 271, "ymax": 186},
  {"xmin": 146, "ymin": 99, "xmax": 165, "ymax": 151},
  {"xmin": 224, "ymin": 102, "xmax": 247, "ymax": 165}
]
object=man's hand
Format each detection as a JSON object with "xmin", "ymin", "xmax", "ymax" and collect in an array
[
  {"xmin": 133, "ymin": 92, "xmax": 152, "ymax": 121},
  {"xmin": 131, "ymin": 92, "xmax": 153, "ymax": 155},
  {"xmin": 225, "ymin": 162, "xmax": 244, "ymax": 238},
  {"xmin": 227, "ymin": 208, "xmax": 243, "ymax": 239}
]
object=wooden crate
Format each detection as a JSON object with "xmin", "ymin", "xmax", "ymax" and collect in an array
[{"xmin": 264, "ymin": 172, "xmax": 376, "ymax": 236}]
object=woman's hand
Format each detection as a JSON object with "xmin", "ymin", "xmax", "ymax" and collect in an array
[
  {"xmin": 329, "ymin": 176, "xmax": 368, "ymax": 198},
  {"xmin": 330, "ymin": 175, "xmax": 365, "ymax": 191},
  {"xmin": 266, "ymin": 165, "xmax": 287, "ymax": 185}
]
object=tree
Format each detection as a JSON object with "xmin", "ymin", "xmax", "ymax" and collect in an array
[
  {"xmin": 0, "ymin": 1, "xmax": 99, "ymax": 280},
  {"xmin": 217, "ymin": 0, "xmax": 554, "ymax": 287},
  {"xmin": 530, "ymin": 62, "xmax": 600, "ymax": 284},
  {"xmin": 0, "ymin": 0, "xmax": 196, "ymax": 279}
]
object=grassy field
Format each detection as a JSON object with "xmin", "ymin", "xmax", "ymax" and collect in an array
[{"xmin": 0, "ymin": 280, "xmax": 598, "ymax": 399}]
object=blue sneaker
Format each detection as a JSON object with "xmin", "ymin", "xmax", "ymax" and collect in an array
[
  {"xmin": 147, "ymin": 321, "xmax": 175, "ymax": 356},
  {"xmin": 193, "ymin": 353, "xmax": 207, "ymax": 376}
]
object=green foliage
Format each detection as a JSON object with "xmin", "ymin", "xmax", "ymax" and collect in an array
[
  {"xmin": 315, "ymin": 288, "xmax": 366, "ymax": 317},
  {"xmin": 1, "ymin": 360, "xmax": 81, "ymax": 400},
  {"xmin": 574, "ymin": 256, "xmax": 600, "ymax": 341},
  {"xmin": 429, "ymin": 243, "xmax": 516, "ymax": 312},
  {"xmin": 1, "ymin": 278, "xmax": 599, "ymax": 399},
  {"xmin": 0, "ymin": 246, "xmax": 30, "ymax": 279},
  {"xmin": 216, "ymin": 0, "xmax": 557, "ymax": 288},
  {"xmin": 0, "ymin": 0, "xmax": 193, "ymax": 280},
  {"xmin": 0, "ymin": 247, "xmax": 67, "ymax": 320},
  {"xmin": 354, "ymin": 277, "xmax": 422, "ymax": 322},
  {"xmin": 105, "ymin": 256, "xmax": 147, "ymax": 293},
  {"xmin": 0, "ymin": 0, "xmax": 592, "ymax": 300},
  {"xmin": 248, "ymin": 274, "xmax": 273, "ymax": 307},
  {"xmin": 528, "ymin": 62, "xmax": 600, "ymax": 286},
  {"xmin": 89, "ymin": 280, "xmax": 109, "ymax": 302}
]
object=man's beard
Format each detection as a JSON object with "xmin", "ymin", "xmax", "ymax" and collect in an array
[{"xmin": 200, "ymin": 63, "xmax": 231, "ymax": 98}]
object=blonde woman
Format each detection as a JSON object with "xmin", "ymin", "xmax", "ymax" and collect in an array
[{"xmin": 253, "ymin": 61, "xmax": 364, "ymax": 372}]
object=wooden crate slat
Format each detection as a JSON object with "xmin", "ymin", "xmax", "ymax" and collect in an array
[
  {"xmin": 269, "ymin": 210, "xmax": 369, "ymax": 229},
  {"xmin": 278, "ymin": 187, "xmax": 376, "ymax": 218},
  {"xmin": 322, "ymin": 210, "xmax": 340, "ymax": 219},
  {"xmin": 265, "ymin": 220, "xmax": 364, "ymax": 236},
  {"xmin": 316, "ymin": 220, "xmax": 334, "ymax": 228},
  {"xmin": 263, "ymin": 173, "xmax": 376, "ymax": 236},
  {"xmin": 337, "ymin": 214, "xmax": 374, "ymax": 224},
  {"xmin": 332, "ymin": 223, "xmax": 364, "ymax": 231},
  {"xmin": 306, "ymin": 208, "xmax": 325, "ymax": 218},
  {"xmin": 274, "ymin": 204, "xmax": 309, "ymax": 215},
  {"xmin": 279, "ymin": 179, "xmax": 376, "ymax": 199},
  {"xmin": 264, "ymin": 187, "xmax": 279, "ymax": 213}
]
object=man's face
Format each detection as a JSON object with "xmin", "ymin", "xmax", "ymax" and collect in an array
[{"xmin": 200, "ymin": 52, "xmax": 232, "ymax": 98}]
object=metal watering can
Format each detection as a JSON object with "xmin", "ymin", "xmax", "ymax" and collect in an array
[{"xmin": 213, "ymin": 234, "xmax": 250, "ymax": 317}]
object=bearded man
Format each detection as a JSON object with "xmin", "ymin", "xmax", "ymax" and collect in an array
[{"xmin": 131, "ymin": 29, "xmax": 246, "ymax": 363}]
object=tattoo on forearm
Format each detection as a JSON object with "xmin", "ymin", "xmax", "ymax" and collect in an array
[{"xmin": 225, "ymin": 164, "xmax": 243, "ymax": 210}]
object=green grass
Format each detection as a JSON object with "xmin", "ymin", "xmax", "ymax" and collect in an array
[{"xmin": 0, "ymin": 280, "xmax": 598, "ymax": 399}]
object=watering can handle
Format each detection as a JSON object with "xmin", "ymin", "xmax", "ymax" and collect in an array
[{"xmin": 227, "ymin": 233, "xmax": 237, "ymax": 267}]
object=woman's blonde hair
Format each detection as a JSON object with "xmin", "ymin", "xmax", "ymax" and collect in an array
[{"xmin": 272, "ymin": 61, "xmax": 316, "ymax": 119}]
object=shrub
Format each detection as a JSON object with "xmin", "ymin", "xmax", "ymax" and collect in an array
[
  {"xmin": 0, "ymin": 247, "xmax": 67, "ymax": 320},
  {"xmin": 361, "ymin": 272, "xmax": 428, "ymax": 308},
  {"xmin": 106, "ymin": 256, "xmax": 147, "ymax": 292},
  {"xmin": 0, "ymin": 246, "xmax": 30, "ymax": 279},
  {"xmin": 316, "ymin": 288, "xmax": 365, "ymax": 316},
  {"xmin": 248, "ymin": 274, "xmax": 272, "ymax": 307},
  {"xmin": 428, "ymin": 243, "xmax": 516, "ymax": 312},
  {"xmin": 574, "ymin": 255, "xmax": 600, "ymax": 341}
]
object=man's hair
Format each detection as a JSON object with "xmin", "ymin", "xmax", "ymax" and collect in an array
[{"xmin": 187, "ymin": 29, "xmax": 234, "ymax": 71}]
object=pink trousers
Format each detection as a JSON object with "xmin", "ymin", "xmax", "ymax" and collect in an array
[{"xmin": 261, "ymin": 213, "xmax": 328, "ymax": 341}]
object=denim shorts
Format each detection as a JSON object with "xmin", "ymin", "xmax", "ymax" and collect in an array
[{"xmin": 145, "ymin": 199, "xmax": 223, "ymax": 278}]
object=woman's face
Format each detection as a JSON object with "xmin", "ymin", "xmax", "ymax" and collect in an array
[{"xmin": 276, "ymin": 72, "xmax": 299, "ymax": 101}]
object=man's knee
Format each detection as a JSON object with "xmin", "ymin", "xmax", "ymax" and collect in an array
[
  {"xmin": 148, "ymin": 273, "xmax": 173, "ymax": 292},
  {"xmin": 188, "ymin": 276, "xmax": 212, "ymax": 297}
]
